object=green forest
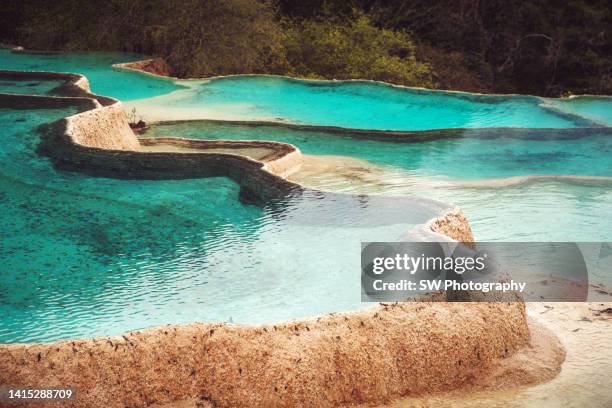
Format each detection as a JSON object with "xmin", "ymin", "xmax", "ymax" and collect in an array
[{"xmin": 1, "ymin": 0, "xmax": 610, "ymax": 96}]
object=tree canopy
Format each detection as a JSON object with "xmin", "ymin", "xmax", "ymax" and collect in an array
[{"xmin": 1, "ymin": 0, "xmax": 610, "ymax": 96}]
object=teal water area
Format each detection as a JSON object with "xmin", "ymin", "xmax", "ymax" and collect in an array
[
  {"xmin": 1, "ymin": 50, "xmax": 612, "ymax": 343},
  {"xmin": 3, "ymin": 49, "xmax": 612, "ymax": 130},
  {"xmin": 0, "ymin": 107, "xmax": 444, "ymax": 343},
  {"xmin": 0, "ymin": 49, "xmax": 183, "ymax": 100},
  {"xmin": 0, "ymin": 77, "xmax": 65, "ymax": 95},
  {"xmin": 145, "ymin": 76, "xmax": 592, "ymax": 129},
  {"xmin": 143, "ymin": 121, "xmax": 612, "ymax": 242},
  {"xmin": 144, "ymin": 122, "xmax": 612, "ymax": 180},
  {"xmin": 543, "ymin": 96, "xmax": 612, "ymax": 126}
]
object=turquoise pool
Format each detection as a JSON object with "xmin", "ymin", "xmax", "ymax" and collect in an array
[
  {"xmin": 0, "ymin": 49, "xmax": 183, "ymax": 100},
  {"xmin": 0, "ymin": 77, "xmax": 65, "ymax": 95},
  {"xmin": 0, "ymin": 107, "xmax": 447, "ymax": 343},
  {"xmin": 544, "ymin": 96, "xmax": 612, "ymax": 126},
  {"xmin": 1, "ymin": 50, "xmax": 612, "ymax": 343},
  {"xmin": 143, "ymin": 122, "xmax": 612, "ymax": 242},
  {"xmin": 131, "ymin": 76, "xmax": 592, "ymax": 129},
  {"xmin": 143, "ymin": 122, "xmax": 612, "ymax": 180},
  {"xmin": 3, "ymin": 49, "xmax": 611, "ymax": 130}
]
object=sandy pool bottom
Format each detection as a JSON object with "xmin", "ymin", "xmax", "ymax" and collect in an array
[{"xmin": 139, "ymin": 142, "xmax": 275, "ymax": 160}]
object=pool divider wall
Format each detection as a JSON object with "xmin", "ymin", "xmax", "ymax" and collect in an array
[
  {"xmin": 41, "ymin": 125, "xmax": 304, "ymax": 203},
  {"xmin": 46, "ymin": 119, "xmax": 305, "ymax": 202},
  {"xmin": 2, "ymin": 70, "xmax": 141, "ymax": 150},
  {"xmin": 0, "ymin": 93, "xmax": 100, "ymax": 111},
  {"xmin": 143, "ymin": 118, "xmax": 612, "ymax": 146},
  {"xmin": 0, "ymin": 70, "xmax": 533, "ymax": 407},
  {"xmin": 66, "ymin": 103, "xmax": 141, "ymax": 150},
  {"xmin": 0, "ymin": 71, "xmax": 305, "ymax": 202},
  {"xmin": 0, "ymin": 303, "xmax": 529, "ymax": 408},
  {"xmin": 137, "ymin": 136, "xmax": 305, "ymax": 179}
]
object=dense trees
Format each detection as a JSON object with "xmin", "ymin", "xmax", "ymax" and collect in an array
[
  {"xmin": 278, "ymin": 0, "xmax": 612, "ymax": 95},
  {"xmin": 147, "ymin": 0, "xmax": 285, "ymax": 77},
  {"xmin": 282, "ymin": 13, "xmax": 432, "ymax": 86},
  {"xmin": 3, "ymin": 0, "xmax": 284, "ymax": 77},
  {"xmin": 1, "ymin": 0, "xmax": 610, "ymax": 96}
]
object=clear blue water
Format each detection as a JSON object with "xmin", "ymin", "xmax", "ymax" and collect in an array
[
  {"xmin": 135, "ymin": 76, "xmax": 592, "ymax": 129},
  {"xmin": 1, "ymin": 50, "xmax": 612, "ymax": 343},
  {"xmin": 543, "ymin": 96, "xmax": 612, "ymax": 126},
  {"xmin": 0, "ymin": 49, "xmax": 183, "ymax": 100},
  {"xmin": 3, "ymin": 49, "xmax": 612, "ymax": 130},
  {"xmin": 143, "ymin": 121, "xmax": 612, "ymax": 243},
  {"xmin": 0, "ymin": 78, "xmax": 65, "ymax": 95},
  {"xmin": 143, "ymin": 122, "xmax": 612, "ymax": 179},
  {"xmin": 0, "ymin": 107, "xmax": 445, "ymax": 343}
]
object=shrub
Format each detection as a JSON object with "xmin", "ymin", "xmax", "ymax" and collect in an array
[{"xmin": 282, "ymin": 14, "xmax": 432, "ymax": 86}]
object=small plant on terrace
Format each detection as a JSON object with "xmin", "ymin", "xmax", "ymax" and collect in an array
[{"xmin": 127, "ymin": 107, "xmax": 147, "ymax": 130}]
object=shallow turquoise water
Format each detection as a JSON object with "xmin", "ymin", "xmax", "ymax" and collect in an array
[
  {"xmin": 144, "ymin": 122, "xmax": 612, "ymax": 179},
  {"xmin": 147, "ymin": 76, "xmax": 591, "ymax": 129},
  {"xmin": 0, "ymin": 49, "xmax": 183, "ymax": 100},
  {"xmin": 1, "ymin": 50, "xmax": 612, "ymax": 343},
  {"xmin": 3, "ymin": 49, "xmax": 612, "ymax": 130},
  {"xmin": 0, "ymin": 107, "xmax": 444, "ymax": 343},
  {"xmin": 543, "ymin": 96, "xmax": 612, "ymax": 126},
  {"xmin": 0, "ymin": 78, "xmax": 64, "ymax": 95},
  {"xmin": 144, "ymin": 122, "xmax": 612, "ymax": 242}
]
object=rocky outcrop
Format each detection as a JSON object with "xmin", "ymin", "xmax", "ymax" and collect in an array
[
  {"xmin": 427, "ymin": 208, "xmax": 475, "ymax": 243},
  {"xmin": 114, "ymin": 58, "xmax": 173, "ymax": 77}
]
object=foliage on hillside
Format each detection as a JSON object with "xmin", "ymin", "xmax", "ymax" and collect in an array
[
  {"xmin": 282, "ymin": 14, "xmax": 432, "ymax": 86},
  {"xmin": 278, "ymin": 0, "xmax": 612, "ymax": 96},
  {"xmin": 1, "ymin": 0, "xmax": 610, "ymax": 96}
]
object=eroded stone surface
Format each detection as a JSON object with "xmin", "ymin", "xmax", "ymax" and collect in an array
[
  {"xmin": 0, "ymin": 302, "xmax": 529, "ymax": 408},
  {"xmin": 428, "ymin": 208, "xmax": 475, "ymax": 243},
  {"xmin": 67, "ymin": 103, "xmax": 140, "ymax": 150}
]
